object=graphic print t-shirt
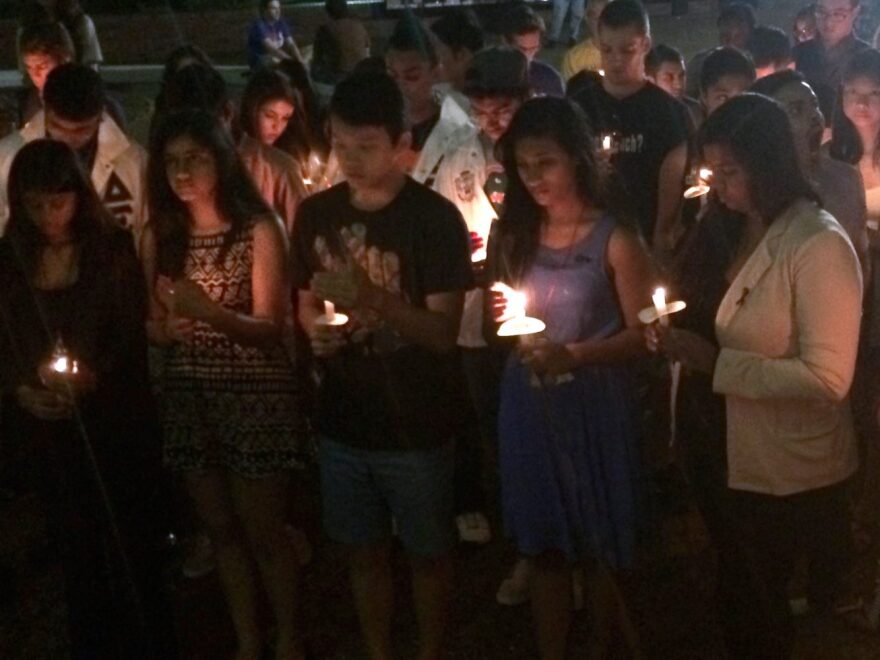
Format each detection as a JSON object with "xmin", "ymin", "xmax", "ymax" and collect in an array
[
  {"xmin": 292, "ymin": 178, "xmax": 474, "ymax": 451},
  {"xmin": 570, "ymin": 80, "xmax": 689, "ymax": 241}
]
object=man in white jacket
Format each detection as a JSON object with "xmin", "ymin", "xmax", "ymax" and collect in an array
[{"xmin": 0, "ymin": 64, "xmax": 146, "ymax": 240}]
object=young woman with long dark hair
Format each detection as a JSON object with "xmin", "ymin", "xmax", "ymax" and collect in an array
[
  {"xmin": 488, "ymin": 96, "xmax": 652, "ymax": 659},
  {"xmin": 656, "ymin": 93, "xmax": 861, "ymax": 658},
  {"xmin": 0, "ymin": 139, "xmax": 176, "ymax": 658},
  {"xmin": 239, "ymin": 67, "xmax": 313, "ymax": 170},
  {"xmin": 143, "ymin": 109, "xmax": 306, "ymax": 660}
]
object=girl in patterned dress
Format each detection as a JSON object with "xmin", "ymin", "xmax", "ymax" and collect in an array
[{"xmin": 142, "ymin": 109, "xmax": 305, "ymax": 660}]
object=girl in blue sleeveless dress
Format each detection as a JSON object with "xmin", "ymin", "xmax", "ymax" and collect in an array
[{"xmin": 488, "ymin": 97, "xmax": 652, "ymax": 659}]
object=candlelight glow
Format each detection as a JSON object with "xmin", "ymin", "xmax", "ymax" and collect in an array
[
  {"xmin": 652, "ymin": 287, "xmax": 669, "ymax": 319},
  {"xmin": 51, "ymin": 355, "xmax": 78, "ymax": 375},
  {"xmin": 602, "ymin": 135, "xmax": 612, "ymax": 151},
  {"xmin": 491, "ymin": 282, "xmax": 526, "ymax": 322}
]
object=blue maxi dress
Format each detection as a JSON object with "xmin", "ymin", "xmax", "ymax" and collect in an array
[{"xmin": 499, "ymin": 215, "xmax": 639, "ymax": 568}]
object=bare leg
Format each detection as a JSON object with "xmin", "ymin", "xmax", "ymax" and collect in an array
[
  {"xmin": 231, "ymin": 474, "xmax": 304, "ymax": 660},
  {"xmin": 185, "ymin": 470, "xmax": 262, "ymax": 660},
  {"xmin": 410, "ymin": 553, "xmax": 453, "ymax": 660},
  {"xmin": 349, "ymin": 541, "xmax": 394, "ymax": 660},
  {"xmin": 531, "ymin": 550, "xmax": 571, "ymax": 660},
  {"xmin": 587, "ymin": 563, "xmax": 641, "ymax": 660}
]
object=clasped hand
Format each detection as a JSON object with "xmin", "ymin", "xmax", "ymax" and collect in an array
[
  {"xmin": 156, "ymin": 276, "xmax": 212, "ymax": 343},
  {"xmin": 311, "ymin": 264, "xmax": 381, "ymax": 311},
  {"xmin": 519, "ymin": 338, "xmax": 577, "ymax": 377}
]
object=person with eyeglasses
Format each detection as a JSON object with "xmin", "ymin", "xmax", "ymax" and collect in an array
[{"xmin": 794, "ymin": 0, "xmax": 869, "ymax": 124}]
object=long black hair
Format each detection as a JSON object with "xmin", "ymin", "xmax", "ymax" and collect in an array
[
  {"xmin": 699, "ymin": 92, "xmax": 820, "ymax": 224},
  {"xmin": 239, "ymin": 67, "xmax": 311, "ymax": 164},
  {"xmin": 5, "ymin": 139, "xmax": 113, "ymax": 280},
  {"xmin": 147, "ymin": 109, "xmax": 272, "ymax": 278},
  {"xmin": 676, "ymin": 93, "xmax": 820, "ymax": 318},
  {"xmin": 492, "ymin": 96, "xmax": 626, "ymax": 283},
  {"xmin": 829, "ymin": 49, "xmax": 880, "ymax": 166}
]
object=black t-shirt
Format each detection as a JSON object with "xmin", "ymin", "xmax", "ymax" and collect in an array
[
  {"xmin": 292, "ymin": 177, "xmax": 474, "ymax": 451},
  {"xmin": 570, "ymin": 80, "xmax": 689, "ymax": 241}
]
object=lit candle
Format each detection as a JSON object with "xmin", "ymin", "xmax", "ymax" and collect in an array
[
  {"xmin": 683, "ymin": 166, "xmax": 713, "ymax": 199},
  {"xmin": 491, "ymin": 282, "xmax": 545, "ymax": 337},
  {"xmin": 598, "ymin": 69, "xmax": 605, "ymax": 77},
  {"xmin": 602, "ymin": 134, "xmax": 612, "ymax": 152},
  {"xmin": 653, "ymin": 287, "xmax": 670, "ymax": 326},
  {"xmin": 316, "ymin": 299, "xmax": 348, "ymax": 327}
]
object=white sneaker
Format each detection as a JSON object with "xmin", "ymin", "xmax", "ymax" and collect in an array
[
  {"xmin": 181, "ymin": 533, "xmax": 216, "ymax": 579},
  {"xmin": 456, "ymin": 512, "xmax": 492, "ymax": 544},
  {"xmin": 496, "ymin": 558, "xmax": 532, "ymax": 606}
]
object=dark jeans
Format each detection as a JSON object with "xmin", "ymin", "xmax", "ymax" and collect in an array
[
  {"xmin": 721, "ymin": 481, "xmax": 853, "ymax": 660},
  {"xmin": 454, "ymin": 346, "xmax": 507, "ymax": 515},
  {"xmin": 29, "ymin": 419, "xmax": 178, "ymax": 659}
]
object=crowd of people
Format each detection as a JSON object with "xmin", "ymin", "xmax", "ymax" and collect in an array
[{"xmin": 2, "ymin": 0, "xmax": 880, "ymax": 658}]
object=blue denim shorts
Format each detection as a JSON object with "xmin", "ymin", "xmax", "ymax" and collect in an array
[{"xmin": 319, "ymin": 438, "xmax": 455, "ymax": 558}]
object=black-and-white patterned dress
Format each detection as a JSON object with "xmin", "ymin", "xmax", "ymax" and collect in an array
[{"xmin": 162, "ymin": 224, "xmax": 304, "ymax": 477}]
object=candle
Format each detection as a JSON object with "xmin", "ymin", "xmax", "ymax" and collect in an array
[
  {"xmin": 491, "ymin": 282, "xmax": 545, "ymax": 337},
  {"xmin": 683, "ymin": 166, "xmax": 713, "ymax": 199},
  {"xmin": 316, "ymin": 299, "xmax": 348, "ymax": 327},
  {"xmin": 602, "ymin": 134, "xmax": 612, "ymax": 152},
  {"xmin": 598, "ymin": 68, "xmax": 605, "ymax": 77},
  {"xmin": 653, "ymin": 287, "xmax": 669, "ymax": 326}
]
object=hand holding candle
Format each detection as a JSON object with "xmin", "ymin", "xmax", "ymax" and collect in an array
[
  {"xmin": 639, "ymin": 286, "xmax": 686, "ymax": 326},
  {"xmin": 491, "ymin": 282, "xmax": 545, "ymax": 337}
]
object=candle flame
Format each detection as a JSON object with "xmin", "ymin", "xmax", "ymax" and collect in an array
[
  {"xmin": 602, "ymin": 134, "xmax": 612, "ymax": 151},
  {"xmin": 598, "ymin": 69, "xmax": 605, "ymax": 77},
  {"xmin": 699, "ymin": 167, "xmax": 713, "ymax": 181}
]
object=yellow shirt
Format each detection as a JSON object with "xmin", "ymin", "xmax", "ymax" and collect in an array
[{"xmin": 561, "ymin": 39, "xmax": 602, "ymax": 81}]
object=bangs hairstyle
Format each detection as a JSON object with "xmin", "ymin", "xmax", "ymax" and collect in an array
[
  {"xmin": 698, "ymin": 93, "xmax": 819, "ymax": 224},
  {"xmin": 147, "ymin": 109, "xmax": 272, "ymax": 278},
  {"xmin": 830, "ymin": 49, "xmax": 880, "ymax": 166},
  {"xmin": 240, "ymin": 67, "xmax": 311, "ymax": 163},
  {"xmin": 19, "ymin": 22, "xmax": 75, "ymax": 62},
  {"xmin": 6, "ymin": 139, "xmax": 113, "ymax": 278},
  {"xmin": 494, "ymin": 97, "xmax": 625, "ymax": 283}
]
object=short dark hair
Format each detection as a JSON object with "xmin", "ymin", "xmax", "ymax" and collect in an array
[
  {"xmin": 387, "ymin": 13, "xmax": 437, "ymax": 66},
  {"xmin": 329, "ymin": 71, "xmax": 405, "ymax": 142},
  {"xmin": 162, "ymin": 63, "xmax": 228, "ymax": 117},
  {"xmin": 43, "ymin": 63, "xmax": 104, "ymax": 120},
  {"xmin": 749, "ymin": 69, "xmax": 807, "ymax": 97},
  {"xmin": 748, "ymin": 25, "xmax": 792, "ymax": 69},
  {"xmin": 503, "ymin": 2, "xmax": 546, "ymax": 37},
  {"xmin": 699, "ymin": 93, "xmax": 819, "ymax": 223},
  {"xmin": 431, "ymin": 10, "xmax": 484, "ymax": 54},
  {"xmin": 795, "ymin": 3, "xmax": 817, "ymax": 21},
  {"xmin": 18, "ymin": 22, "xmax": 74, "ymax": 62},
  {"xmin": 700, "ymin": 46, "xmax": 756, "ymax": 94},
  {"xmin": 599, "ymin": 0, "xmax": 650, "ymax": 36},
  {"xmin": 325, "ymin": 0, "xmax": 348, "ymax": 19},
  {"xmin": 718, "ymin": 2, "xmax": 757, "ymax": 29},
  {"xmin": 645, "ymin": 44, "xmax": 684, "ymax": 77}
]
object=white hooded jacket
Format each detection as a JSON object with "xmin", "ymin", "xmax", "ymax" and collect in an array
[{"xmin": 0, "ymin": 110, "xmax": 147, "ymax": 241}]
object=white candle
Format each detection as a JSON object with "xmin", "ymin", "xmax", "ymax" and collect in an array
[
  {"xmin": 653, "ymin": 287, "xmax": 669, "ymax": 326},
  {"xmin": 324, "ymin": 300, "xmax": 335, "ymax": 321},
  {"xmin": 602, "ymin": 134, "xmax": 612, "ymax": 152}
]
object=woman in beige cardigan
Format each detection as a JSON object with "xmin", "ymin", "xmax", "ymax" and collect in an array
[{"xmin": 650, "ymin": 94, "xmax": 863, "ymax": 659}]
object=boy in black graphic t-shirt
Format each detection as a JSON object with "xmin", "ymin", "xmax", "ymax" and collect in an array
[
  {"xmin": 569, "ymin": 0, "xmax": 689, "ymax": 251},
  {"xmin": 292, "ymin": 71, "xmax": 472, "ymax": 659}
]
